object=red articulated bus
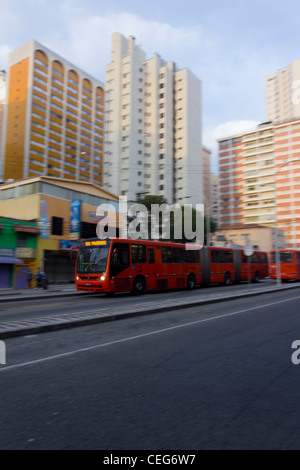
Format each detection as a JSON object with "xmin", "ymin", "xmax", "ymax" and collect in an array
[
  {"xmin": 74, "ymin": 238, "xmax": 269, "ymax": 295},
  {"xmin": 269, "ymin": 249, "xmax": 300, "ymax": 281}
]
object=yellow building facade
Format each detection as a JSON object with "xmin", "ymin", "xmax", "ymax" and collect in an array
[
  {"xmin": 1, "ymin": 40, "xmax": 104, "ymax": 185},
  {"xmin": 0, "ymin": 176, "xmax": 119, "ymax": 282}
]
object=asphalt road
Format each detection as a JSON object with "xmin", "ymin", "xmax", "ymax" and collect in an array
[
  {"xmin": 0, "ymin": 278, "xmax": 288, "ymax": 324},
  {"xmin": 1, "ymin": 288, "xmax": 300, "ymax": 450}
]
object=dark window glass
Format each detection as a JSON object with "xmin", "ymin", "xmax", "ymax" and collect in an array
[
  {"xmin": 224, "ymin": 250, "xmax": 233, "ymax": 263},
  {"xmin": 80, "ymin": 222, "xmax": 97, "ymax": 239},
  {"xmin": 52, "ymin": 216, "xmax": 63, "ymax": 236},
  {"xmin": 111, "ymin": 243, "xmax": 130, "ymax": 266},
  {"xmin": 271, "ymin": 251, "xmax": 293, "ymax": 263},
  {"xmin": 161, "ymin": 247, "xmax": 173, "ymax": 263},
  {"xmin": 185, "ymin": 250, "xmax": 199, "ymax": 264},
  {"xmin": 211, "ymin": 250, "xmax": 219, "ymax": 264},
  {"xmin": 17, "ymin": 234, "xmax": 27, "ymax": 247},
  {"xmin": 132, "ymin": 245, "xmax": 146, "ymax": 263},
  {"xmin": 148, "ymin": 248, "xmax": 155, "ymax": 264},
  {"xmin": 173, "ymin": 247, "xmax": 184, "ymax": 264}
]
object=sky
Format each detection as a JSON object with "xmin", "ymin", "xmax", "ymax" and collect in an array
[{"xmin": 1, "ymin": 0, "xmax": 300, "ymax": 173}]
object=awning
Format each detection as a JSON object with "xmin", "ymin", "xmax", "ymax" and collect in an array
[
  {"xmin": 14, "ymin": 224, "xmax": 40, "ymax": 234},
  {"xmin": 0, "ymin": 257, "xmax": 24, "ymax": 264}
]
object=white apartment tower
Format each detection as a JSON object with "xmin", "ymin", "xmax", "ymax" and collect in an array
[
  {"xmin": 266, "ymin": 59, "xmax": 300, "ymax": 123},
  {"xmin": 104, "ymin": 33, "xmax": 202, "ymax": 205}
]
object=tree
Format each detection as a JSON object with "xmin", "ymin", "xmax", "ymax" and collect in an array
[
  {"xmin": 204, "ymin": 215, "xmax": 218, "ymax": 246},
  {"xmin": 127, "ymin": 195, "xmax": 217, "ymax": 245}
]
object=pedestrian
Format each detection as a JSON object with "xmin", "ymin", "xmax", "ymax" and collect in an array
[
  {"xmin": 26, "ymin": 268, "xmax": 33, "ymax": 288},
  {"xmin": 35, "ymin": 268, "xmax": 44, "ymax": 288},
  {"xmin": 42, "ymin": 272, "xmax": 48, "ymax": 290}
]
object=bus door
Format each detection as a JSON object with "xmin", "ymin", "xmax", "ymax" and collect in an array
[
  {"xmin": 146, "ymin": 247, "xmax": 156, "ymax": 290},
  {"xmin": 109, "ymin": 242, "xmax": 131, "ymax": 292},
  {"xmin": 200, "ymin": 246, "xmax": 210, "ymax": 286},
  {"xmin": 233, "ymin": 249, "xmax": 242, "ymax": 283},
  {"xmin": 296, "ymin": 252, "xmax": 300, "ymax": 280}
]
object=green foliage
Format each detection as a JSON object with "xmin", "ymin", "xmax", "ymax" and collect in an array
[{"xmin": 128, "ymin": 195, "xmax": 217, "ymax": 245}]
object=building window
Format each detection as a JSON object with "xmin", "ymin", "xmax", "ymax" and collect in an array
[
  {"xmin": 17, "ymin": 235, "xmax": 27, "ymax": 247},
  {"xmin": 52, "ymin": 217, "xmax": 64, "ymax": 236}
]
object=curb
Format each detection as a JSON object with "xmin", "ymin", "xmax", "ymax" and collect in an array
[
  {"xmin": 0, "ymin": 290, "xmax": 90, "ymax": 302},
  {"xmin": 0, "ymin": 283, "xmax": 300, "ymax": 339}
]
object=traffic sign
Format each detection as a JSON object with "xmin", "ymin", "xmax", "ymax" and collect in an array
[{"xmin": 244, "ymin": 240, "xmax": 254, "ymax": 257}]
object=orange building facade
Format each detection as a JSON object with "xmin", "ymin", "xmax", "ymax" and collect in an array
[
  {"xmin": 1, "ymin": 40, "xmax": 104, "ymax": 185},
  {"xmin": 218, "ymin": 120, "xmax": 300, "ymax": 249}
]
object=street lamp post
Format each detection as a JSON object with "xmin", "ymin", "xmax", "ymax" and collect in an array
[{"xmin": 206, "ymin": 204, "xmax": 215, "ymax": 247}]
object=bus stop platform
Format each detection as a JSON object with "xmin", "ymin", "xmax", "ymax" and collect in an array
[{"xmin": 0, "ymin": 281, "xmax": 300, "ymax": 339}]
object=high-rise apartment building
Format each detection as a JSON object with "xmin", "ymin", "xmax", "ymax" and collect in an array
[
  {"xmin": 218, "ymin": 120, "xmax": 300, "ymax": 248},
  {"xmin": 104, "ymin": 33, "xmax": 202, "ymax": 205},
  {"xmin": 218, "ymin": 134, "xmax": 244, "ymax": 228},
  {"xmin": 266, "ymin": 59, "xmax": 300, "ymax": 123},
  {"xmin": 0, "ymin": 40, "xmax": 104, "ymax": 184},
  {"xmin": 210, "ymin": 173, "xmax": 219, "ymax": 222},
  {"xmin": 202, "ymin": 146, "xmax": 212, "ymax": 211},
  {"xmin": 0, "ymin": 70, "xmax": 6, "ymax": 158}
]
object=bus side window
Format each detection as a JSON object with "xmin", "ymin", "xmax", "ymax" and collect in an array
[
  {"xmin": 148, "ymin": 248, "xmax": 155, "ymax": 264},
  {"xmin": 173, "ymin": 247, "xmax": 184, "ymax": 263},
  {"xmin": 187, "ymin": 250, "xmax": 199, "ymax": 263},
  {"xmin": 132, "ymin": 245, "xmax": 146, "ymax": 263},
  {"xmin": 224, "ymin": 250, "xmax": 233, "ymax": 263},
  {"xmin": 162, "ymin": 247, "xmax": 173, "ymax": 263},
  {"xmin": 211, "ymin": 250, "xmax": 219, "ymax": 264},
  {"xmin": 111, "ymin": 243, "xmax": 130, "ymax": 266}
]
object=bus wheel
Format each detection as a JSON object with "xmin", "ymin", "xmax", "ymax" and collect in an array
[
  {"xmin": 132, "ymin": 276, "xmax": 145, "ymax": 295},
  {"xmin": 224, "ymin": 273, "xmax": 231, "ymax": 286},
  {"xmin": 186, "ymin": 274, "xmax": 196, "ymax": 290},
  {"xmin": 253, "ymin": 271, "xmax": 260, "ymax": 283}
]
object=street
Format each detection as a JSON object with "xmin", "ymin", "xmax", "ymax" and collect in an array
[
  {"xmin": 0, "ymin": 278, "xmax": 290, "ymax": 324},
  {"xmin": 0, "ymin": 288, "xmax": 300, "ymax": 450}
]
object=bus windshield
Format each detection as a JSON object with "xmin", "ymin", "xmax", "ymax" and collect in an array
[
  {"xmin": 271, "ymin": 251, "xmax": 293, "ymax": 263},
  {"xmin": 77, "ymin": 246, "xmax": 109, "ymax": 274}
]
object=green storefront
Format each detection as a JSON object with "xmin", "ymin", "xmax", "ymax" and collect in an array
[{"xmin": 0, "ymin": 217, "xmax": 39, "ymax": 288}]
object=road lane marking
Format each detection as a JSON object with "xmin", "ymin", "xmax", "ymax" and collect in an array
[
  {"xmin": 1, "ymin": 294, "xmax": 300, "ymax": 373},
  {"xmin": 0, "ymin": 303, "xmax": 64, "ymax": 313}
]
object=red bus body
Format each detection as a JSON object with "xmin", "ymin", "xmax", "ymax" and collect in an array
[
  {"xmin": 269, "ymin": 249, "xmax": 300, "ymax": 281},
  {"xmin": 75, "ymin": 238, "xmax": 269, "ymax": 294}
]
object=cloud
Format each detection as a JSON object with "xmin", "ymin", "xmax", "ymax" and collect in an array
[
  {"xmin": 213, "ymin": 120, "xmax": 260, "ymax": 140},
  {"xmin": 0, "ymin": 1, "xmax": 20, "ymax": 34},
  {"xmin": 43, "ymin": 9, "xmax": 201, "ymax": 80},
  {"xmin": 203, "ymin": 120, "xmax": 260, "ymax": 174},
  {"xmin": 0, "ymin": 45, "xmax": 12, "ymax": 69}
]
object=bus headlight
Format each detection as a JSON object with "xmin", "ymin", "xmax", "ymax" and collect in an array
[
  {"xmin": 76, "ymin": 276, "xmax": 80, "ymax": 281},
  {"xmin": 99, "ymin": 274, "xmax": 105, "ymax": 281}
]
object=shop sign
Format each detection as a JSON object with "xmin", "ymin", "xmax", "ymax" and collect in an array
[
  {"xmin": 15, "ymin": 248, "xmax": 36, "ymax": 259},
  {"xmin": 70, "ymin": 200, "xmax": 81, "ymax": 240},
  {"xmin": 60, "ymin": 240, "xmax": 81, "ymax": 250},
  {"xmin": 0, "ymin": 248, "xmax": 15, "ymax": 257},
  {"xmin": 38, "ymin": 200, "xmax": 50, "ymax": 238}
]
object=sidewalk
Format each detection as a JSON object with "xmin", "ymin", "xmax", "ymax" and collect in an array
[
  {"xmin": 0, "ymin": 283, "xmax": 86, "ymax": 301},
  {"xmin": 0, "ymin": 281, "xmax": 300, "ymax": 339}
]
